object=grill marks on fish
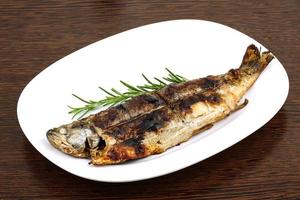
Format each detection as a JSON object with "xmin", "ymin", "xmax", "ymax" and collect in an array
[
  {"xmin": 106, "ymin": 136, "xmax": 146, "ymax": 162},
  {"xmin": 104, "ymin": 107, "xmax": 173, "ymax": 141},
  {"xmin": 156, "ymin": 76, "xmax": 221, "ymax": 105},
  {"xmin": 46, "ymin": 44, "xmax": 275, "ymax": 165},
  {"xmin": 200, "ymin": 77, "xmax": 220, "ymax": 90},
  {"xmin": 92, "ymin": 94, "xmax": 165, "ymax": 129},
  {"xmin": 90, "ymin": 45, "xmax": 274, "ymax": 164},
  {"xmin": 93, "ymin": 108, "xmax": 178, "ymax": 164},
  {"xmin": 96, "ymin": 88, "xmax": 226, "ymax": 163},
  {"xmin": 138, "ymin": 108, "xmax": 171, "ymax": 132},
  {"xmin": 101, "ymin": 78, "xmax": 225, "ymax": 161},
  {"xmin": 92, "ymin": 106, "xmax": 129, "ymax": 130},
  {"xmin": 176, "ymin": 92, "xmax": 222, "ymax": 113}
]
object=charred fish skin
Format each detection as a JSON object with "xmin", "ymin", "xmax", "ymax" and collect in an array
[
  {"xmin": 90, "ymin": 91, "xmax": 227, "ymax": 165},
  {"xmin": 89, "ymin": 44, "xmax": 274, "ymax": 165},
  {"xmin": 156, "ymin": 75, "xmax": 221, "ymax": 105},
  {"xmin": 91, "ymin": 93, "xmax": 166, "ymax": 130},
  {"xmin": 46, "ymin": 44, "xmax": 274, "ymax": 165},
  {"xmin": 90, "ymin": 107, "xmax": 178, "ymax": 165},
  {"xmin": 46, "ymin": 93, "xmax": 166, "ymax": 158}
]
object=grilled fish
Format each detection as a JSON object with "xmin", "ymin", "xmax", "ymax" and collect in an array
[{"xmin": 47, "ymin": 44, "xmax": 274, "ymax": 165}]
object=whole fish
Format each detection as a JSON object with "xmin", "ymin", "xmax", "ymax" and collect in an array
[{"xmin": 47, "ymin": 44, "xmax": 274, "ymax": 165}]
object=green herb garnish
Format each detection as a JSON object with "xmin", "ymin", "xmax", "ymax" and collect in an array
[{"xmin": 68, "ymin": 68, "xmax": 187, "ymax": 119}]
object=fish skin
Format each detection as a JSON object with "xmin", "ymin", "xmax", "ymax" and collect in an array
[
  {"xmin": 156, "ymin": 74, "xmax": 221, "ymax": 105},
  {"xmin": 47, "ymin": 44, "xmax": 274, "ymax": 165},
  {"xmin": 46, "ymin": 93, "xmax": 166, "ymax": 157},
  {"xmin": 91, "ymin": 93, "xmax": 166, "ymax": 129}
]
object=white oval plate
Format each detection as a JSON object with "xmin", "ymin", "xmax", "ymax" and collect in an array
[{"xmin": 17, "ymin": 20, "xmax": 289, "ymax": 182}]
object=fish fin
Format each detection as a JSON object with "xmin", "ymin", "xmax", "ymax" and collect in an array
[
  {"xmin": 260, "ymin": 51, "xmax": 274, "ymax": 70},
  {"xmin": 240, "ymin": 44, "xmax": 274, "ymax": 73},
  {"xmin": 240, "ymin": 44, "xmax": 260, "ymax": 67},
  {"xmin": 233, "ymin": 98, "xmax": 248, "ymax": 112},
  {"xmin": 192, "ymin": 124, "xmax": 213, "ymax": 136}
]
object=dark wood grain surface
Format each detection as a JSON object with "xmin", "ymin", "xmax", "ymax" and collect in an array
[{"xmin": 1, "ymin": 1, "xmax": 299, "ymax": 199}]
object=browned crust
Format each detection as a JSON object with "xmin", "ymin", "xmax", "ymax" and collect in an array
[
  {"xmin": 105, "ymin": 136, "xmax": 148, "ymax": 162},
  {"xmin": 156, "ymin": 75, "xmax": 221, "ymax": 105},
  {"xmin": 94, "ymin": 45, "xmax": 274, "ymax": 164},
  {"xmin": 92, "ymin": 93, "xmax": 165, "ymax": 129},
  {"xmin": 99, "ymin": 90, "xmax": 225, "ymax": 163},
  {"xmin": 92, "ymin": 45, "xmax": 268, "ymax": 131},
  {"xmin": 46, "ymin": 45, "xmax": 276, "ymax": 165},
  {"xmin": 181, "ymin": 92, "xmax": 221, "ymax": 108},
  {"xmin": 98, "ymin": 107, "xmax": 176, "ymax": 163},
  {"xmin": 104, "ymin": 107, "xmax": 173, "ymax": 141},
  {"xmin": 90, "ymin": 45, "xmax": 274, "ymax": 164}
]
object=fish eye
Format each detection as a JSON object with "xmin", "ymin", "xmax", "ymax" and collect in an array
[
  {"xmin": 59, "ymin": 128, "xmax": 67, "ymax": 134},
  {"xmin": 98, "ymin": 138, "xmax": 106, "ymax": 150}
]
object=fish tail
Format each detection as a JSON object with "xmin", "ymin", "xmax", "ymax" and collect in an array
[{"xmin": 240, "ymin": 44, "xmax": 274, "ymax": 74}]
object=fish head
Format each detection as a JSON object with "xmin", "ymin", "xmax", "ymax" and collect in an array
[{"xmin": 46, "ymin": 121, "xmax": 102, "ymax": 158}]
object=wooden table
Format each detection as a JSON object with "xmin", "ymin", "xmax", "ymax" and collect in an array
[{"xmin": 1, "ymin": 1, "xmax": 299, "ymax": 199}]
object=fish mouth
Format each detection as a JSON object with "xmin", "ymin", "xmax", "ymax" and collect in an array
[{"xmin": 46, "ymin": 129, "xmax": 63, "ymax": 149}]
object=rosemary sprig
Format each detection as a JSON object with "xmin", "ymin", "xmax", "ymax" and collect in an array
[{"xmin": 68, "ymin": 68, "xmax": 187, "ymax": 119}]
